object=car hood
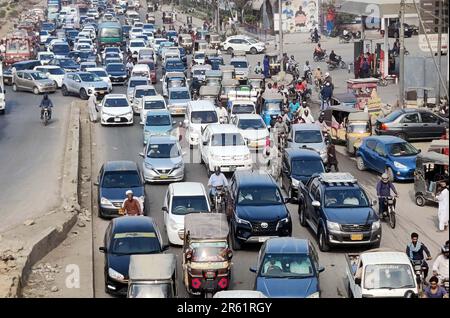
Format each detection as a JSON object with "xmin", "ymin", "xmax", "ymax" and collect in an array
[
  {"xmin": 108, "ymin": 70, "xmax": 127, "ymax": 76},
  {"xmin": 210, "ymin": 146, "xmax": 250, "ymax": 157},
  {"xmin": 236, "ymin": 204, "xmax": 287, "ymax": 221},
  {"xmin": 102, "ymin": 106, "xmax": 131, "ymax": 115},
  {"xmin": 144, "ymin": 156, "xmax": 183, "ymax": 169},
  {"xmin": 84, "ymin": 81, "xmax": 108, "ymax": 88},
  {"xmin": 324, "ymin": 207, "xmax": 378, "ymax": 224},
  {"xmin": 169, "ymin": 98, "xmax": 190, "ymax": 105},
  {"xmin": 239, "ymin": 129, "xmax": 268, "ymax": 141},
  {"xmin": 101, "ymin": 186, "xmax": 144, "ymax": 201},
  {"xmin": 256, "ymin": 277, "xmax": 318, "ymax": 298},
  {"xmin": 144, "ymin": 125, "xmax": 173, "ymax": 134}
]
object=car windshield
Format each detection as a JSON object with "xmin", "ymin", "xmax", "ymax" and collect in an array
[
  {"xmin": 111, "ymin": 232, "xmax": 160, "ymax": 254},
  {"xmin": 30, "ymin": 72, "xmax": 48, "ymax": 80},
  {"xmin": 107, "ymin": 64, "xmax": 125, "ymax": 72},
  {"xmin": 191, "ymin": 111, "xmax": 218, "ymax": 124},
  {"xmin": 171, "ymin": 196, "xmax": 209, "ymax": 215},
  {"xmin": 146, "ymin": 142, "xmax": 178, "ymax": 158},
  {"xmin": 238, "ymin": 119, "xmax": 265, "ymax": 130},
  {"xmin": 294, "ymin": 130, "xmax": 323, "ymax": 143},
  {"xmin": 265, "ymin": 102, "xmax": 281, "ymax": 111},
  {"xmin": 347, "ymin": 123, "xmax": 370, "ymax": 134},
  {"xmin": 53, "ymin": 44, "xmax": 70, "ymax": 54},
  {"xmin": 79, "ymin": 73, "xmax": 101, "ymax": 82},
  {"xmin": 144, "ymin": 100, "xmax": 165, "ymax": 110},
  {"xmin": 60, "ymin": 59, "xmax": 78, "ymax": 67},
  {"xmin": 168, "ymin": 79, "xmax": 186, "ymax": 88},
  {"xmin": 104, "ymin": 98, "xmax": 128, "ymax": 107},
  {"xmin": 292, "ymin": 159, "xmax": 324, "ymax": 176},
  {"xmin": 231, "ymin": 61, "xmax": 248, "ymax": 69},
  {"xmin": 48, "ymin": 68, "xmax": 65, "ymax": 75},
  {"xmin": 100, "ymin": 27, "xmax": 121, "ymax": 37},
  {"xmin": 194, "ymin": 53, "xmax": 205, "ymax": 59},
  {"xmin": 364, "ymin": 264, "xmax": 415, "ymax": 290},
  {"xmin": 128, "ymin": 284, "xmax": 172, "ymax": 298},
  {"xmin": 91, "ymin": 70, "xmax": 107, "ymax": 77},
  {"xmin": 237, "ymin": 186, "xmax": 283, "ymax": 206},
  {"xmin": 130, "ymin": 80, "xmax": 148, "ymax": 87},
  {"xmin": 324, "ymin": 188, "xmax": 370, "ymax": 208},
  {"xmin": 40, "ymin": 54, "xmax": 53, "ymax": 60},
  {"xmin": 130, "ymin": 41, "xmax": 145, "ymax": 47},
  {"xmin": 170, "ymin": 90, "xmax": 190, "ymax": 100},
  {"xmin": 382, "ymin": 110, "xmax": 402, "ymax": 122},
  {"xmin": 261, "ymin": 254, "xmax": 314, "ymax": 278},
  {"xmin": 135, "ymin": 89, "xmax": 156, "ymax": 98},
  {"xmin": 387, "ymin": 142, "xmax": 419, "ymax": 157},
  {"xmin": 232, "ymin": 105, "xmax": 255, "ymax": 114},
  {"xmin": 102, "ymin": 170, "xmax": 141, "ymax": 188},
  {"xmin": 191, "ymin": 242, "xmax": 228, "ymax": 262},
  {"xmin": 146, "ymin": 115, "xmax": 172, "ymax": 127}
]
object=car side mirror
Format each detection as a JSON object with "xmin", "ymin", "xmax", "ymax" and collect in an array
[
  {"xmin": 202, "ymin": 141, "xmax": 207, "ymax": 146},
  {"xmin": 139, "ymin": 152, "xmax": 145, "ymax": 158},
  {"xmin": 249, "ymin": 266, "xmax": 257, "ymax": 273},
  {"xmin": 318, "ymin": 266, "xmax": 325, "ymax": 273},
  {"xmin": 312, "ymin": 200, "xmax": 321, "ymax": 208},
  {"xmin": 162, "ymin": 206, "xmax": 168, "ymax": 212},
  {"xmin": 93, "ymin": 181, "xmax": 99, "ymax": 186},
  {"xmin": 287, "ymin": 137, "xmax": 293, "ymax": 142},
  {"xmin": 99, "ymin": 247, "xmax": 106, "ymax": 253},
  {"xmin": 371, "ymin": 199, "xmax": 377, "ymax": 206},
  {"xmin": 355, "ymin": 277, "xmax": 361, "ymax": 286}
]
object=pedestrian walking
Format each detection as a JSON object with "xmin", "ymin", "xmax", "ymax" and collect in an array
[
  {"xmin": 437, "ymin": 181, "xmax": 449, "ymax": 232},
  {"xmin": 326, "ymin": 142, "xmax": 339, "ymax": 172}
]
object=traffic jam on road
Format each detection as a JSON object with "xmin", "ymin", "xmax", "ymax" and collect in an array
[{"xmin": 0, "ymin": 0, "xmax": 449, "ymax": 300}]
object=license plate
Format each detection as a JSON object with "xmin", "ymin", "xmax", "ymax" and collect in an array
[
  {"xmin": 159, "ymin": 175, "xmax": 168, "ymax": 179},
  {"xmin": 114, "ymin": 117, "xmax": 121, "ymax": 122},
  {"xmin": 175, "ymin": 109, "xmax": 183, "ymax": 114},
  {"xmin": 351, "ymin": 234, "xmax": 363, "ymax": 241}
]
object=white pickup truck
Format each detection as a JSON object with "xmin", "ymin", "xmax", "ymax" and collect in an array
[{"xmin": 346, "ymin": 248, "xmax": 418, "ymax": 298}]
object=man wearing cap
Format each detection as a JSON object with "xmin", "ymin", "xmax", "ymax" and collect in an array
[{"xmin": 122, "ymin": 190, "xmax": 143, "ymax": 216}]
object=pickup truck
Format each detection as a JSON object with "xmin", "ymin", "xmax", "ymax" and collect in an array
[{"xmin": 346, "ymin": 248, "xmax": 418, "ymax": 298}]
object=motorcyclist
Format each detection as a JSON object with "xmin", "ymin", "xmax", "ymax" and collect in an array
[
  {"xmin": 406, "ymin": 232, "xmax": 432, "ymax": 279},
  {"xmin": 288, "ymin": 55, "xmax": 296, "ymax": 73},
  {"xmin": 297, "ymin": 100, "xmax": 311, "ymax": 119},
  {"xmin": 122, "ymin": 190, "xmax": 143, "ymax": 216},
  {"xmin": 320, "ymin": 81, "xmax": 333, "ymax": 110},
  {"xmin": 329, "ymin": 50, "xmax": 340, "ymax": 64},
  {"xmin": 314, "ymin": 43, "xmax": 325, "ymax": 59},
  {"xmin": 312, "ymin": 27, "xmax": 320, "ymax": 43},
  {"xmin": 317, "ymin": 112, "xmax": 330, "ymax": 133},
  {"xmin": 208, "ymin": 166, "xmax": 228, "ymax": 205},
  {"xmin": 39, "ymin": 93, "xmax": 53, "ymax": 120},
  {"xmin": 376, "ymin": 173, "xmax": 398, "ymax": 217},
  {"xmin": 282, "ymin": 53, "xmax": 289, "ymax": 71},
  {"xmin": 217, "ymin": 104, "xmax": 228, "ymax": 123},
  {"xmin": 289, "ymin": 98, "xmax": 300, "ymax": 116},
  {"xmin": 303, "ymin": 60, "xmax": 311, "ymax": 80},
  {"xmin": 422, "ymin": 276, "xmax": 448, "ymax": 298},
  {"xmin": 432, "ymin": 241, "xmax": 449, "ymax": 284},
  {"xmin": 273, "ymin": 115, "xmax": 289, "ymax": 148}
]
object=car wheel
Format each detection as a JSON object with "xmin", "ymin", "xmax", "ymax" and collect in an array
[
  {"xmin": 356, "ymin": 156, "xmax": 366, "ymax": 171},
  {"xmin": 227, "ymin": 47, "xmax": 233, "ymax": 55},
  {"xmin": 318, "ymin": 227, "xmax": 330, "ymax": 252},
  {"xmin": 386, "ymin": 167, "xmax": 395, "ymax": 182},
  {"xmin": 80, "ymin": 88, "xmax": 89, "ymax": 100},
  {"xmin": 415, "ymin": 194, "xmax": 426, "ymax": 207},
  {"xmin": 33, "ymin": 86, "xmax": 40, "ymax": 95},
  {"xmin": 396, "ymin": 132, "xmax": 407, "ymax": 141},
  {"xmin": 231, "ymin": 225, "xmax": 242, "ymax": 250},
  {"xmin": 61, "ymin": 85, "xmax": 69, "ymax": 96},
  {"xmin": 299, "ymin": 204, "xmax": 307, "ymax": 226},
  {"xmin": 53, "ymin": 80, "xmax": 58, "ymax": 88},
  {"xmin": 12, "ymin": 84, "xmax": 17, "ymax": 92},
  {"xmin": 250, "ymin": 47, "xmax": 257, "ymax": 55}
]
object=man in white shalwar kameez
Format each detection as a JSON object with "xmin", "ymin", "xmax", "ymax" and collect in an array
[{"xmin": 437, "ymin": 182, "xmax": 449, "ymax": 231}]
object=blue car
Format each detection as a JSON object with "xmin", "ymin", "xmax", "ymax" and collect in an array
[
  {"xmin": 208, "ymin": 56, "xmax": 224, "ymax": 70},
  {"xmin": 106, "ymin": 63, "xmax": 128, "ymax": 84},
  {"xmin": 166, "ymin": 30, "xmax": 178, "ymax": 42},
  {"xmin": 250, "ymin": 238, "xmax": 324, "ymax": 298},
  {"xmin": 356, "ymin": 136, "xmax": 419, "ymax": 181},
  {"xmin": 143, "ymin": 110, "xmax": 174, "ymax": 144},
  {"xmin": 164, "ymin": 58, "xmax": 185, "ymax": 74}
]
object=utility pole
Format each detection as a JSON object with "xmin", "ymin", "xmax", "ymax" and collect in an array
[
  {"xmin": 399, "ymin": 0, "xmax": 405, "ymax": 108},
  {"xmin": 436, "ymin": 0, "xmax": 443, "ymax": 107},
  {"xmin": 278, "ymin": 0, "xmax": 284, "ymax": 72}
]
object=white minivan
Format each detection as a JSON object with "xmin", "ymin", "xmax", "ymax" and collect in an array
[
  {"xmin": 162, "ymin": 182, "xmax": 211, "ymax": 245},
  {"xmin": 184, "ymin": 100, "xmax": 219, "ymax": 148},
  {"xmin": 130, "ymin": 64, "xmax": 151, "ymax": 83}
]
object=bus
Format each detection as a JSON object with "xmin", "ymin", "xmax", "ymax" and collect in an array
[{"xmin": 97, "ymin": 21, "xmax": 123, "ymax": 50}]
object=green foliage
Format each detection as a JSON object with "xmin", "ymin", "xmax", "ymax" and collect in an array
[{"xmin": 0, "ymin": 10, "xmax": 6, "ymax": 19}]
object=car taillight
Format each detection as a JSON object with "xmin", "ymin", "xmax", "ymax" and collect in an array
[{"xmin": 380, "ymin": 123, "xmax": 388, "ymax": 130}]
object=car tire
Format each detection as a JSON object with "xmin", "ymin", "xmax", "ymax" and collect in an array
[
  {"xmin": 386, "ymin": 167, "xmax": 395, "ymax": 182},
  {"xmin": 415, "ymin": 194, "xmax": 426, "ymax": 207},
  {"xmin": 318, "ymin": 227, "xmax": 330, "ymax": 252},
  {"xmin": 33, "ymin": 86, "xmax": 40, "ymax": 95},
  {"xmin": 396, "ymin": 132, "xmax": 407, "ymax": 141},
  {"xmin": 250, "ymin": 47, "xmax": 257, "ymax": 55},
  {"xmin": 61, "ymin": 85, "xmax": 69, "ymax": 96},
  {"xmin": 356, "ymin": 156, "xmax": 366, "ymax": 171},
  {"xmin": 80, "ymin": 88, "xmax": 89, "ymax": 100},
  {"xmin": 299, "ymin": 204, "xmax": 307, "ymax": 226},
  {"xmin": 53, "ymin": 80, "xmax": 58, "ymax": 88},
  {"xmin": 231, "ymin": 225, "xmax": 242, "ymax": 251},
  {"xmin": 227, "ymin": 47, "xmax": 233, "ymax": 55}
]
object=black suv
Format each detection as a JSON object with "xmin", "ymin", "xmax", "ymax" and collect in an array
[
  {"xmin": 226, "ymin": 171, "xmax": 292, "ymax": 250},
  {"xmin": 298, "ymin": 173, "xmax": 381, "ymax": 252}
]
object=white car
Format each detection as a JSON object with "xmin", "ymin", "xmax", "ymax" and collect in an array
[
  {"xmin": 37, "ymin": 52, "xmax": 55, "ymax": 65},
  {"xmin": 33, "ymin": 65, "xmax": 65, "ymax": 88},
  {"xmin": 139, "ymin": 95, "xmax": 167, "ymax": 124},
  {"xmin": 130, "ymin": 84, "xmax": 157, "ymax": 114},
  {"xmin": 100, "ymin": 94, "xmax": 134, "ymax": 126},
  {"xmin": 39, "ymin": 30, "xmax": 50, "ymax": 45},
  {"xmin": 129, "ymin": 27, "xmax": 144, "ymax": 39},
  {"xmin": 162, "ymin": 182, "xmax": 211, "ymax": 245},
  {"xmin": 128, "ymin": 39, "xmax": 147, "ymax": 58},
  {"xmin": 221, "ymin": 35, "xmax": 265, "ymax": 55},
  {"xmin": 102, "ymin": 47, "xmax": 123, "ymax": 61},
  {"xmin": 184, "ymin": 100, "xmax": 219, "ymax": 148},
  {"xmin": 192, "ymin": 51, "xmax": 205, "ymax": 65},
  {"xmin": 85, "ymin": 67, "xmax": 113, "ymax": 92},
  {"xmin": 231, "ymin": 114, "xmax": 269, "ymax": 151},
  {"xmin": 230, "ymin": 56, "xmax": 250, "ymax": 81},
  {"xmin": 199, "ymin": 124, "xmax": 253, "ymax": 174}
]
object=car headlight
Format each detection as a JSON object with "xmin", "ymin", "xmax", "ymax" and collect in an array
[
  {"xmin": 124, "ymin": 111, "xmax": 133, "ymax": 116},
  {"xmin": 108, "ymin": 267, "xmax": 124, "ymax": 281},
  {"xmin": 393, "ymin": 161, "xmax": 407, "ymax": 169},
  {"xmin": 371, "ymin": 220, "xmax": 381, "ymax": 230},
  {"xmin": 307, "ymin": 292, "xmax": 320, "ymax": 298},
  {"xmin": 144, "ymin": 162, "xmax": 154, "ymax": 170},
  {"xmin": 291, "ymin": 178, "xmax": 299, "ymax": 187},
  {"xmin": 174, "ymin": 162, "xmax": 183, "ymax": 169},
  {"xmin": 235, "ymin": 215, "xmax": 251, "ymax": 226},
  {"xmin": 100, "ymin": 197, "xmax": 113, "ymax": 207},
  {"xmin": 326, "ymin": 220, "xmax": 341, "ymax": 231}
]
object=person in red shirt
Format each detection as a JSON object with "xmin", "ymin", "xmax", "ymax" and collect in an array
[{"xmin": 122, "ymin": 190, "xmax": 142, "ymax": 216}]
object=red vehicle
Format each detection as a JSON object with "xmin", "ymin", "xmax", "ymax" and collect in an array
[{"xmin": 4, "ymin": 32, "xmax": 36, "ymax": 66}]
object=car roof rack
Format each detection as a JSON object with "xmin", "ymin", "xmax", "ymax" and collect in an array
[{"xmin": 318, "ymin": 172, "xmax": 357, "ymax": 185}]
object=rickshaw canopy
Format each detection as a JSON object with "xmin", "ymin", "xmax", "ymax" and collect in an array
[
  {"xmin": 205, "ymin": 70, "xmax": 222, "ymax": 79},
  {"xmin": 417, "ymin": 152, "xmax": 449, "ymax": 166},
  {"xmin": 185, "ymin": 213, "xmax": 229, "ymax": 241},
  {"xmin": 129, "ymin": 254, "xmax": 176, "ymax": 281},
  {"xmin": 348, "ymin": 111, "xmax": 371, "ymax": 122},
  {"xmin": 331, "ymin": 92, "xmax": 358, "ymax": 107},
  {"xmin": 428, "ymin": 139, "xmax": 449, "ymax": 153},
  {"xmin": 200, "ymin": 85, "xmax": 220, "ymax": 96},
  {"xmin": 221, "ymin": 79, "xmax": 239, "ymax": 87}
]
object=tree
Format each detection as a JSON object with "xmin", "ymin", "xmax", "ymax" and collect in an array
[{"xmin": 233, "ymin": 0, "xmax": 250, "ymax": 23}]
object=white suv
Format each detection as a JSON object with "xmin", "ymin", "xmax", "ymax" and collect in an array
[
  {"xmin": 221, "ymin": 36, "xmax": 265, "ymax": 55},
  {"xmin": 199, "ymin": 124, "xmax": 253, "ymax": 174}
]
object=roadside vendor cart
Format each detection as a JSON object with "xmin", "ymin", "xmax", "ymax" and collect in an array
[{"xmin": 346, "ymin": 78, "xmax": 382, "ymax": 119}]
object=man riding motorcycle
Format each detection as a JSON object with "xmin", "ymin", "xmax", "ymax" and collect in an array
[
  {"xmin": 303, "ymin": 60, "xmax": 311, "ymax": 81},
  {"xmin": 288, "ymin": 55, "xmax": 297, "ymax": 74},
  {"xmin": 39, "ymin": 93, "xmax": 53, "ymax": 120},
  {"xmin": 407, "ymin": 232, "xmax": 432, "ymax": 279},
  {"xmin": 273, "ymin": 115, "xmax": 289, "ymax": 149},
  {"xmin": 208, "ymin": 166, "xmax": 228, "ymax": 208},
  {"xmin": 376, "ymin": 173, "xmax": 398, "ymax": 217},
  {"xmin": 433, "ymin": 241, "xmax": 449, "ymax": 285},
  {"xmin": 311, "ymin": 27, "xmax": 320, "ymax": 43},
  {"xmin": 314, "ymin": 43, "xmax": 325, "ymax": 59},
  {"xmin": 328, "ymin": 50, "xmax": 341, "ymax": 67}
]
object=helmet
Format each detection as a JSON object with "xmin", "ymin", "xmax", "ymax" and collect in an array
[
  {"xmin": 126, "ymin": 190, "xmax": 133, "ymax": 196},
  {"xmin": 381, "ymin": 173, "xmax": 389, "ymax": 182},
  {"xmin": 306, "ymin": 60, "xmax": 309, "ymax": 64},
  {"xmin": 214, "ymin": 166, "xmax": 221, "ymax": 174},
  {"xmin": 317, "ymin": 67, "xmax": 321, "ymax": 70}
]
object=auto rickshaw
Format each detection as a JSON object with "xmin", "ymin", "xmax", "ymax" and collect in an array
[
  {"xmin": 330, "ymin": 92, "xmax": 358, "ymax": 109},
  {"xmin": 247, "ymin": 73, "xmax": 265, "ymax": 95},
  {"xmin": 179, "ymin": 34, "xmax": 193, "ymax": 53},
  {"xmin": 414, "ymin": 151, "xmax": 449, "ymax": 207},
  {"xmin": 208, "ymin": 33, "xmax": 221, "ymax": 49},
  {"xmin": 267, "ymin": 51, "xmax": 280, "ymax": 76},
  {"xmin": 261, "ymin": 91, "xmax": 283, "ymax": 127},
  {"xmin": 147, "ymin": 3, "xmax": 156, "ymax": 12},
  {"xmin": 182, "ymin": 213, "xmax": 232, "ymax": 297},
  {"xmin": 191, "ymin": 64, "xmax": 212, "ymax": 83},
  {"xmin": 196, "ymin": 29, "xmax": 209, "ymax": 41},
  {"xmin": 163, "ymin": 12, "xmax": 174, "ymax": 24},
  {"xmin": 220, "ymin": 65, "xmax": 235, "ymax": 81},
  {"xmin": 194, "ymin": 39, "xmax": 208, "ymax": 52},
  {"xmin": 346, "ymin": 78, "xmax": 382, "ymax": 120},
  {"xmin": 226, "ymin": 85, "xmax": 258, "ymax": 105},
  {"xmin": 127, "ymin": 254, "xmax": 177, "ymax": 298},
  {"xmin": 323, "ymin": 106, "xmax": 372, "ymax": 154},
  {"xmin": 205, "ymin": 70, "xmax": 222, "ymax": 87},
  {"xmin": 199, "ymin": 85, "xmax": 221, "ymax": 103},
  {"xmin": 220, "ymin": 79, "xmax": 239, "ymax": 106}
]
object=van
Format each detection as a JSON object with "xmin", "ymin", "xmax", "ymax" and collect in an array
[
  {"xmin": 130, "ymin": 64, "xmax": 151, "ymax": 82},
  {"xmin": 184, "ymin": 100, "xmax": 219, "ymax": 148}
]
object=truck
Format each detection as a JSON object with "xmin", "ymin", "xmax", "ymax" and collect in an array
[
  {"xmin": 3, "ymin": 31, "xmax": 36, "ymax": 66},
  {"xmin": 97, "ymin": 21, "xmax": 124, "ymax": 50},
  {"xmin": 346, "ymin": 248, "xmax": 418, "ymax": 298}
]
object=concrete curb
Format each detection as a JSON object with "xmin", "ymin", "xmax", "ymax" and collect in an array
[{"xmin": 0, "ymin": 102, "xmax": 82, "ymax": 298}]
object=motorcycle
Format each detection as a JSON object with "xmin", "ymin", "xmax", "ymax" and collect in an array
[
  {"xmin": 41, "ymin": 107, "xmax": 51, "ymax": 126},
  {"xmin": 310, "ymin": 32, "xmax": 320, "ymax": 43},
  {"xmin": 313, "ymin": 50, "xmax": 328, "ymax": 62},
  {"xmin": 213, "ymin": 186, "xmax": 227, "ymax": 213},
  {"xmin": 411, "ymin": 259, "xmax": 428, "ymax": 291},
  {"xmin": 327, "ymin": 56, "xmax": 347, "ymax": 71},
  {"xmin": 339, "ymin": 33, "xmax": 352, "ymax": 43},
  {"xmin": 379, "ymin": 196, "xmax": 396, "ymax": 228},
  {"xmin": 304, "ymin": 70, "xmax": 313, "ymax": 84}
]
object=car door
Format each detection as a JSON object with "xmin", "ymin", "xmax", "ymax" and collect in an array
[
  {"xmin": 372, "ymin": 141, "xmax": 388, "ymax": 173},
  {"xmin": 65, "ymin": 74, "xmax": 75, "ymax": 92},
  {"xmin": 310, "ymin": 183, "xmax": 322, "ymax": 233},
  {"xmin": 361, "ymin": 139, "xmax": 379, "ymax": 171},
  {"xmin": 419, "ymin": 111, "xmax": 444, "ymax": 138},
  {"xmin": 399, "ymin": 112, "xmax": 420, "ymax": 139},
  {"xmin": 201, "ymin": 130, "xmax": 211, "ymax": 166},
  {"xmin": 226, "ymin": 175, "xmax": 237, "ymax": 218},
  {"xmin": 72, "ymin": 74, "xmax": 82, "ymax": 92},
  {"xmin": 163, "ymin": 187, "xmax": 171, "ymax": 229},
  {"xmin": 15, "ymin": 71, "xmax": 25, "ymax": 89},
  {"xmin": 22, "ymin": 72, "xmax": 34, "ymax": 91}
]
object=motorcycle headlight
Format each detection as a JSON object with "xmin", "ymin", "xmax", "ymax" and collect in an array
[
  {"xmin": 291, "ymin": 178, "xmax": 299, "ymax": 187},
  {"xmin": 393, "ymin": 161, "xmax": 407, "ymax": 169},
  {"xmin": 307, "ymin": 292, "xmax": 320, "ymax": 298},
  {"xmin": 100, "ymin": 197, "xmax": 113, "ymax": 207},
  {"xmin": 371, "ymin": 220, "xmax": 381, "ymax": 230},
  {"xmin": 326, "ymin": 220, "xmax": 341, "ymax": 231},
  {"xmin": 108, "ymin": 268, "xmax": 124, "ymax": 281}
]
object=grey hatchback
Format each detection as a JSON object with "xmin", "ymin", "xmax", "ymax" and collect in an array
[
  {"xmin": 12, "ymin": 70, "xmax": 57, "ymax": 95},
  {"xmin": 375, "ymin": 108, "xmax": 448, "ymax": 141}
]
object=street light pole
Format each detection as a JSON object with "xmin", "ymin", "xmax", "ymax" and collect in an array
[
  {"xmin": 278, "ymin": 0, "xmax": 284, "ymax": 72},
  {"xmin": 399, "ymin": 0, "xmax": 405, "ymax": 108},
  {"xmin": 436, "ymin": 0, "xmax": 442, "ymax": 107}
]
